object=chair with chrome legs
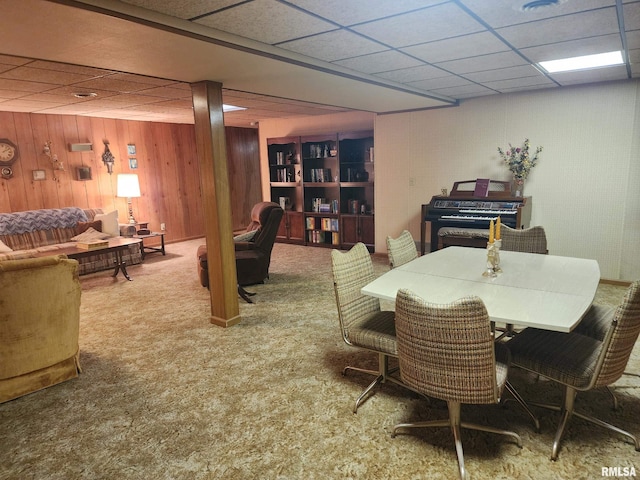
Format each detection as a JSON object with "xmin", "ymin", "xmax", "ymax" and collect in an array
[
  {"xmin": 500, "ymin": 225, "xmax": 548, "ymax": 254},
  {"xmin": 386, "ymin": 230, "xmax": 418, "ymax": 269},
  {"xmin": 331, "ymin": 242, "xmax": 403, "ymax": 413},
  {"xmin": 391, "ymin": 290, "xmax": 523, "ymax": 480},
  {"xmin": 506, "ymin": 280, "xmax": 640, "ymax": 460}
]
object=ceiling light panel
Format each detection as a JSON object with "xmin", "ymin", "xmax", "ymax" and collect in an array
[{"xmin": 539, "ymin": 51, "xmax": 624, "ymax": 72}]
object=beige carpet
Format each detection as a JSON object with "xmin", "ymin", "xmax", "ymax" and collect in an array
[{"xmin": 1, "ymin": 239, "xmax": 638, "ymax": 480}]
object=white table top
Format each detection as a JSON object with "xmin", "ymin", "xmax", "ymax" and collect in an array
[{"xmin": 362, "ymin": 246, "xmax": 600, "ymax": 332}]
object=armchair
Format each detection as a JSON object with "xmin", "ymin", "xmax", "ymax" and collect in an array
[
  {"xmin": 0, "ymin": 255, "xmax": 82, "ymax": 403},
  {"xmin": 197, "ymin": 202, "xmax": 283, "ymax": 302}
]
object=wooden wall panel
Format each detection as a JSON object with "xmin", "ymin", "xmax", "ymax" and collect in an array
[
  {"xmin": 225, "ymin": 126, "xmax": 262, "ymax": 230},
  {"xmin": 0, "ymin": 112, "xmax": 259, "ymax": 245}
]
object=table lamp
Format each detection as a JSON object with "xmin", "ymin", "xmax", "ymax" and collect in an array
[{"xmin": 116, "ymin": 173, "xmax": 141, "ymax": 224}]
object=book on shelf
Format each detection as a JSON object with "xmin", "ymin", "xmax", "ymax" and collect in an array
[{"xmin": 76, "ymin": 240, "xmax": 109, "ymax": 250}]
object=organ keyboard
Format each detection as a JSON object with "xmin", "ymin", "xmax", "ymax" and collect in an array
[{"xmin": 420, "ymin": 179, "xmax": 532, "ymax": 254}]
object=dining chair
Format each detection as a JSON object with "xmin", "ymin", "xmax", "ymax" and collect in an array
[
  {"xmin": 506, "ymin": 280, "xmax": 640, "ymax": 460},
  {"xmin": 386, "ymin": 230, "xmax": 418, "ymax": 269},
  {"xmin": 500, "ymin": 225, "xmax": 548, "ymax": 254},
  {"xmin": 331, "ymin": 242, "xmax": 406, "ymax": 413},
  {"xmin": 392, "ymin": 289, "xmax": 522, "ymax": 480}
]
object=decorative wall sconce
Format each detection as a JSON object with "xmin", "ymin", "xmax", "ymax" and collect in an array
[
  {"xmin": 102, "ymin": 141, "xmax": 115, "ymax": 174},
  {"xmin": 44, "ymin": 141, "xmax": 64, "ymax": 172}
]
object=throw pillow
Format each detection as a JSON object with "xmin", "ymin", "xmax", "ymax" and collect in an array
[
  {"xmin": 76, "ymin": 220, "xmax": 103, "ymax": 234},
  {"xmin": 71, "ymin": 227, "xmax": 111, "ymax": 242},
  {"xmin": 94, "ymin": 210, "xmax": 119, "ymax": 237},
  {"xmin": 233, "ymin": 230, "xmax": 258, "ymax": 242},
  {"xmin": 0, "ymin": 238, "xmax": 12, "ymax": 253}
]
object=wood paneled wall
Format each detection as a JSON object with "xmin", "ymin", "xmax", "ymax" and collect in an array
[{"xmin": 0, "ymin": 112, "xmax": 261, "ymax": 242}]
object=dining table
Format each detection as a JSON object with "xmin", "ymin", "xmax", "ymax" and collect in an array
[{"xmin": 361, "ymin": 246, "xmax": 600, "ymax": 333}]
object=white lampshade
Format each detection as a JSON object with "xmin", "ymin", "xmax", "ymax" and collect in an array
[{"xmin": 116, "ymin": 174, "xmax": 141, "ymax": 198}]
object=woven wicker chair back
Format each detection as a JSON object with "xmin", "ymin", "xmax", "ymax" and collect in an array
[
  {"xmin": 395, "ymin": 290, "xmax": 500, "ymax": 405},
  {"xmin": 386, "ymin": 230, "xmax": 418, "ymax": 269},
  {"xmin": 595, "ymin": 281, "xmax": 640, "ymax": 387},
  {"xmin": 501, "ymin": 225, "xmax": 547, "ymax": 254},
  {"xmin": 331, "ymin": 243, "xmax": 381, "ymax": 338}
]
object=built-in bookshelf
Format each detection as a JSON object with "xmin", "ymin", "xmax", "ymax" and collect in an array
[{"xmin": 268, "ymin": 130, "xmax": 374, "ymax": 251}]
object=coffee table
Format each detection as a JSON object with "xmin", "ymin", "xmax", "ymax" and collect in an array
[
  {"xmin": 34, "ymin": 237, "xmax": 143, "ymax": 281},
  {"xmin": 134, "ymin": 232, "xmax": 166, "ymax": 259},
  {"xmin": 362, "ymin": 246, "xmax": 600, "ymax": 333}
]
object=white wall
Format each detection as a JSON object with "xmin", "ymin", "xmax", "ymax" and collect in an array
[
  {"xmin": 376, "ymin": 80, "xmax": 640, "ymax": 281},
  {"xmin": 258, "ymin": 80, "xmax": 640, "ymax": 281}
]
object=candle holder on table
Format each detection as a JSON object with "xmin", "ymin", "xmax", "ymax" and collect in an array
[{"xmin": 483, "ymin": 240, "xmax": 501, "ymax": 277}]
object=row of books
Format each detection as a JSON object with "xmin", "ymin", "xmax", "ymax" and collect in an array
[
  {"xmin": 306, "ymin": 217, "xmax": 339, "ymax": 232},
  {"xmin": 274, "ymin": 168, "xmax": 294, "ymax": 182},
  {"xmin": 311, "ymin": 198, "xmax": 339, "ymax": 213},
  {"xmin": 308, "ymin": 168, "xmax": 332, "ymax": 182},
  {"xmin": 308, "ymin": 230, "xmax": 340, "ymax": 245}
]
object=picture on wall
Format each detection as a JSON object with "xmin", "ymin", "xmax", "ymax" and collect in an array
[
  {"xmin": 76, "ymin": 166, "xmax": 92, "ymax": 181},
  {"xmin": 127, "ymin": 144, "xmax": 136, "ymax": 155},
  {"xmin": 129, "ymin": 158, "xmax": 138, "ymax": 169}
]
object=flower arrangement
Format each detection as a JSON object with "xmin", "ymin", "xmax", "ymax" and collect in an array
[{"xmin": 498, "ymin": 138, "xmax": 543, "ymax": 180}]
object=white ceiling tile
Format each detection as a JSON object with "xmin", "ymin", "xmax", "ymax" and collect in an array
[
  {"xmin": 26, "ymin": 60, "xmax": 111, "ymax": 77},
  {"xmin": 71, "ymin": 76, "xmax": 156, "ymax": 93},
  {"xmin": 374, "ymin": 64, "xmax": 447, "ymax": 83},
  {"xmin": 0, "ymin": 78, "xmax": 57, "ymax": 93},
  {"xmin": 407, "ymin": 75, "xmax": 475, "ymax": 91},
  {"xmin": 482, "ymin": 76, "xmax": 556, "ymax": 91},
  {"xmin": 286, "ymin": 0, "xmax": 443, "ymax": 25},
  {"xmin": 195, "ymin": 0, "xmax": 335, "ymax": 44},
  {"xmin": 351, "ymin": 3, "xmax": 485, "ymax": 47},
  {"xmin": 0, "ymin": 89, "xmax": 29, "ymax": 100},
  {"xmin": 119, "ymin": 0, "xmax": 245, "ymax": 20},
  {"xmin": 461, "ymin": 0, "xmax": 616, "ymax": 29},
  {"xmin": 499, "ymin": 84, "xmax": 558, "ymax": 94},
  {"xmin": 435, "ymin": 51, "xmax": 527, "ymax": 74},
  {"xmin": 431, "ymin": 83, "xmax": 496, "ymax": 97},
  {"xmin": 464, "ymin": 65, "xmax": 544, "ymax": 83},
  {"xmin": 0, "ymin": 55, "xmax": 31, "ymax": 66},
  {"xmin": 401, "ymin": 31, "xmax": 510, "ymax": 63},
  {"xmin": 497, "ymin": 8, "xmax": 620, "ymax": 48},
  {"xmin": 332, "ymin": 50, "xmax": 423, "ymax": 74},
  {"xmin": 623, "ymin": 2, "xmax": 640, "ymax": 29},
  {"xmin": 278, "ymin": 30, "xmax": 386, "ymax": 62},
  {"xmin": 627, "ymin": 30, "xmax": 640, "ymax": 49},
  {"xmin": 0, "ymin": 66, "xmax": 95, "ymax": 85}
]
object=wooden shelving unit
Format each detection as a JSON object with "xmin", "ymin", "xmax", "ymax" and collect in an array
[{"xmin": 267, "ymin": 130, "xmax": 374, "ymax": 251}]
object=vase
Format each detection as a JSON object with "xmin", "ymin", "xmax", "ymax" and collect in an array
[{"xmin": 512, "ymin": 177, "xmax": 525, "ymax": 197}]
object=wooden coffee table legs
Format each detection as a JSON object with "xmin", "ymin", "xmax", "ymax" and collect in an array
[{"xmin": 112, "ymin": 249, "xmax": 133, "ymax": 281}]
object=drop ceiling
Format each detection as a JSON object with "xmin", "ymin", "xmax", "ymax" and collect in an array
[{"xmin": 0, "ymin": 0, "xmax": 638, "ymax": 127}]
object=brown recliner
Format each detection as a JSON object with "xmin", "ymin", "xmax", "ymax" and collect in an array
[{"xmin": 197, "ymin": 201, "xmax": 284, "ymax": 302}]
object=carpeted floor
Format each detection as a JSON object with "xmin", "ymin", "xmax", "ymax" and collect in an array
[{"xmin": 1, "ymin": 239, "xmax": 638, "ymax": 480}]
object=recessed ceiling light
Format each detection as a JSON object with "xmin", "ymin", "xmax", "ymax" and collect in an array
[
  {"xmin": 538, "ymin": 51, "xmax": 624, "ymax": 73},
  {"xmin": 223, "ymin": 104, "xmax": 246, "ymax": 112},
  {"xmin": 73, "ymin": 92, "xmax": 98, "ymax": 98},
  {"xmin": 521, "ymin": 0, "xmax": 564, "ymax": 11}
]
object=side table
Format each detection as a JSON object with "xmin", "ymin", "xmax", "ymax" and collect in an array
[{"xmin": 135, "ymin": 232, "xmax": 166, "ymax": 259}]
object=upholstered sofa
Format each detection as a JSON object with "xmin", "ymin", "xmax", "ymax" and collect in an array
[
  {"xmin": 0, "ymin": 255, "xmax": 82, "ymax": 403},
  {"xmin": 0, "ymin": 207, "xmax": 142, "ymax": 275}
]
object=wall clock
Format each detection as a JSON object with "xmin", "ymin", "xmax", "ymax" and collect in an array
[{"xmin": 0, "ymin": 139, "xmax": 18, "ymax": 166}]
